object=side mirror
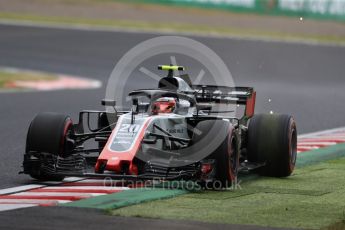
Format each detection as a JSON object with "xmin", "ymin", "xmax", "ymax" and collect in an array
[
  {"xmin": 138, "ymin": 102, "xmax": 150, "ymax": 112},
  {"xmin": 101, "ymin": 99, "xmax": 116, "ymax": 106},
  {"xmin": 142, "ymin": 138, "xmax": 157, "ymax": 144}
]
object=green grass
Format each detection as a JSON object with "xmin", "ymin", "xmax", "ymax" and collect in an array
[
  {"xmin": 112, "ymin": 157, "xmax": 345, "ymax": 229},
  {"xmin": 0, "ymin": 12, "xmax": 345, "ymax": 45},
  {"xmin": 0, "ymin": 69, "xmax": 56, "ymax": 88}
]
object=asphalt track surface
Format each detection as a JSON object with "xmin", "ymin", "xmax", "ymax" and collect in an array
[
  {"xmin": 0, "ymin": 206, "xmax": 295, "ymax": 230},
  {"xmin": 0, "ymin": 23, "xmax": 344, "ymax": 229}
]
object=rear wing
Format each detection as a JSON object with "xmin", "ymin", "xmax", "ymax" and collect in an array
[{"xmin": 191, "ymin": 85, "xmax": 256, "ymax": 118}]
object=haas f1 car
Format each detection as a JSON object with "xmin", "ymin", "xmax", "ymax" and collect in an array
[{"xmin": 22, "ymin": 65, "xmax": 297, "ymax": 187}]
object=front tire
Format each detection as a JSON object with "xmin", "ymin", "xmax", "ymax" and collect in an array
[
  {"xmin": 24, "ymin": 112, "xmax": 74, "ymax": 181},
  {"xmin": 247, "ymin": 114, "xmax": 297, "ymax": 177}
]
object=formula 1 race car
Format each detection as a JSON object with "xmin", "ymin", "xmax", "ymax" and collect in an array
[{"xmin": 22, "ymin": 65, "xmax": 297, "ymax": 188}]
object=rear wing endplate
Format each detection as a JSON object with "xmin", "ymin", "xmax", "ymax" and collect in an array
[{"xmin": 191, "ymin": 85, "xmax": 256, "ymax": 118}]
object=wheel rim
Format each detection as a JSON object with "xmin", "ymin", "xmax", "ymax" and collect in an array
[
  {"xmin": 228, "ymin": 136, "xmax": 238, "ymax": 182},
  {"xmin": 60, "ymin": 119, "xmax": 73, "ymax": 156},
  {"xmin": 289, "ymin": 124, "xmax": 297, "ymax": 170}
]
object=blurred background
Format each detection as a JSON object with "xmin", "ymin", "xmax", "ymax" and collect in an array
[{"xmin": 0, "ymin": 0, "xmax": 345, "ymax": 42}]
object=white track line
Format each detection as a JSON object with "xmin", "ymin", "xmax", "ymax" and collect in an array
[
  {"xmin": 310, "ymin": 135, "xmax": 345, "ymax": 138},
  {"xmin": 0, "ymin": 177, "xmax": 84, "ymax": 195},
  {"xmin": 62, "ymin": 177, "xmax": 85, "ymax": 182},
  {"xmin": 40, "ymin": 186, "xmax": 129, "ymax": 190},
  {"xmin": 0, "ymin": 199, "xmax": 70, "ymax": 204},
  {"xmin": 12, "ymin": 192, "xmax": 102, "ymax": 197},
  {"xmin": 70, "ymin": 179, "xmax": 112, "ymax": 183},
  {"xmin": 297, "ymin": 146, "xmax": 319, "ymax": 150},
  {"xmin": 298, "ymin": 138, "xmax": 345, "ymax": 142},
  {"xmin": 0, "ymin": 185, "xmax": 44, "ymax": 195},
  {"xmin": 298, "ymin": 127, "xmax": 345, "ymax": 138},
  {"xmin": 298, "ymin": 142, "xmax": 337, "ymax": 146},
  {"xmin": 0, "ymin": 204, "xmax": 37, "ymax": 212}
]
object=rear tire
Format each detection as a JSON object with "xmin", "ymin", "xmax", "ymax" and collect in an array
[
  {"xmin": 24, "ymin": 112, "xmax": 74, "ymax": 181},
  {"xmin": 193, "ymin": 120, "xmax": 238, "ymax": 188},
  {"xmin": 247, "ymin": 114, "xmax": 297, "ymax": 177}
]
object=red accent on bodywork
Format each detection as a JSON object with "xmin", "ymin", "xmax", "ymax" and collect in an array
[
  {"xmin": 201, "ymin": 163, "xmax": 213, "ymax": 174},
  {"xmin": 129, "ymin": 163, "xmax": 139, "ymax": 175},
  {"xmin": 95, "ymin": 118, "xmax": 152, "ymax": 174},
  {"xmin": 245, "ymin": 91, "xmax": 256, "ymax": 118}
]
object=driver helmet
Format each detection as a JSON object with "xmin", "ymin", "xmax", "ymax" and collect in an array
[{"xmin": 151, "ymin": 97, "xmax": 176, "ymax": 115}]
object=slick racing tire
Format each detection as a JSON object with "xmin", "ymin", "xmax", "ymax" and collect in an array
[
  {"xmin": 24, "ymin": 112, "xmax": 74, "ymax": 181},
  {"xmin": 247, "ymin": 114, "xmax": 297, "ymax": 177},
  {"xmin": 193, "ymin": 120, "xmax": 238, "ymax": 188}
]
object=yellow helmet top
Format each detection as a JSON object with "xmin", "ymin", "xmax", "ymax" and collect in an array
[{"xmin": 158, "ymin": 65, "xmax": 185, "ymax": 71}]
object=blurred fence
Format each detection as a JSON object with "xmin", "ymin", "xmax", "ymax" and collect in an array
[{"xmin": 138, "ymin": 0, "xmax": 345, "ymax": 21}]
